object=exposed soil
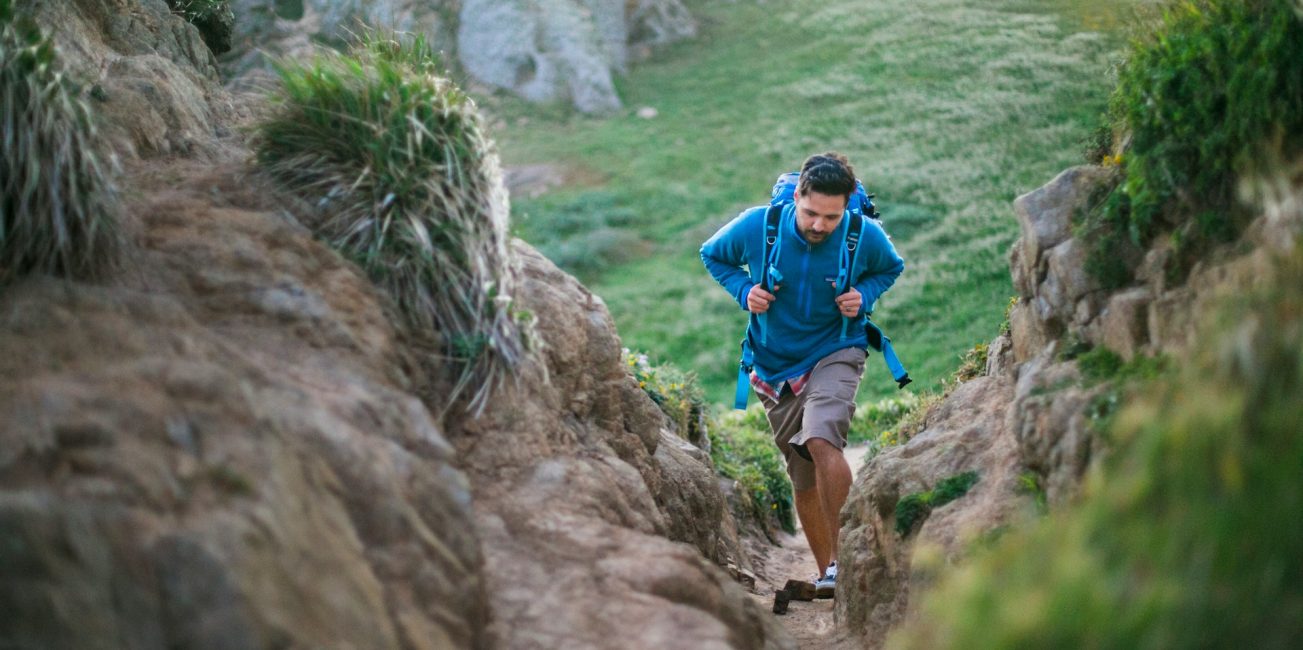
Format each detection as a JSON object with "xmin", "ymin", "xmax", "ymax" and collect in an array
[{"xmin": 746, "ymin": 444, "xmax": 871, "ymax": 649}]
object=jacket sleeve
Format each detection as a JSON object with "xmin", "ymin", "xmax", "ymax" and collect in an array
[
  {"xmin": 700, "ymin": 209, "xmax": 759, "ymax": 311},
  {"xmin": 852, "ymin": 219, "xmax": 905, "ymax": 316}
]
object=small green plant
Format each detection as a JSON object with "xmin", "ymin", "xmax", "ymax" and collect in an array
[
  {"xmin": 848, "ymin": 391, "xmax": 920, "ymax": 445},
  {"xmin": 709, "ymin": 405, "xmax": 795, "ymax": 534},
  {"xmin": 255, "ymin": 32, "xmax": 533, "ymax": 413},
  {"xmin": 895, "ymin": 470, "xmax": 980, "ymax": 536},
  {"xmin": 625, "ymin": 349, "xmax": 708, "ymax": 445},
  {"xmin": 952, "ymin": 341, "xmax": 989, "ymax": 383},
  {"xmin": 0, "ymin": 0, "xmax": 120, "ymax": 286},
  {"xmin": 1017, "ymin": 470, "xmax": 1048, "ymax": 515}
]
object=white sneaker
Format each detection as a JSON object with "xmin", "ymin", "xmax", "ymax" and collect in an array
[{"xmin": 815, "ymin": 562, "xmax": 837, "ymax": 599}]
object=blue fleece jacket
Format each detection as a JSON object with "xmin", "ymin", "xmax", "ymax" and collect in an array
[{"xmin": 700, "ymin": 203, "xmax": 905, "ymax": 384}]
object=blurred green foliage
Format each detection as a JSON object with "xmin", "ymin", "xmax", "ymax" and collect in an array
[{"xmin": 892, "ymin": 242, "xmax": 1303, "ymax": 648}]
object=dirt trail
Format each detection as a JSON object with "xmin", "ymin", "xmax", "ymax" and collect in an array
[{"xmin": 746, "ymin": 444, "xmax": 872, "ymax": 648}]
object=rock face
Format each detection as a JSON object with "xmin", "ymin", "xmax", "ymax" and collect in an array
[
  {"xmin": 25, "ymin": 0, "xmax": 236, "ymax": 159},
  {"xmin": 0, "ymin": 163, "xmax": 490, "ymax": 650},
  {"xmin": 226, "ymin": 0, "xmax": 697, "ymax": 113},
  {"xmin": 455, "ymin": 244, "xmax": 785, "ymax": 649},
  {"xmin": 837, "ymin": 160, "xmax": 1303, "ymax": 647},
  {"xmin": 835, "ymin": 376, "xmax": 1031, "ymax": 648}
]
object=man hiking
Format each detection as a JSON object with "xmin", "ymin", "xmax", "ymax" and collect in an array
[{"xmin": 700, "ymin": 152, "xmax": 905, "ymax": 598}]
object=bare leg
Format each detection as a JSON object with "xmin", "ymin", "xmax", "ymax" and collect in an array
[
  {"xmin": 806, "ymin": 438, "xmax": 853, "ymax": 559},
  {"xmin": 795, "ymin": 486, "xmax": 832, "ymax": 577}
]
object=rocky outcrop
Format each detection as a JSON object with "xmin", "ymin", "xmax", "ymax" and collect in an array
[
  {"xmin": 25, "ymin": 0, "xmax": 237, "ymax": 159},
  {"xmin": 0, "ymin": 163, "xmax": 490, "ymax": 649},
  {"xmin": 835, "ymin": 376, "xmax": 1031, "ymax": 648},
  {"xmin": 455, "ymin": 244, "xmax": 784, "ymax": 648},
  {"xmin": 225, "ymin": 0, "xmax": 697, "ymax": 113},
  {"xmin": 837, "ymin": 159, "xmax": 1303, "ymax": 647}
]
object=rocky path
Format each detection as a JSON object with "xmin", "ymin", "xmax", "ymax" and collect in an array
[{"xmin": 746, "ymin": 444, "xmax": 872, "ymax": 648}]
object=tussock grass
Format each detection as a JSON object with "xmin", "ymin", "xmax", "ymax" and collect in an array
[
  {"xmin": 255, "ymin": 32, "xmax": 533, "ymax": 414},
  {"xmin": 0, "ymin": 0, "xmax": 120, "ymax": 286}
]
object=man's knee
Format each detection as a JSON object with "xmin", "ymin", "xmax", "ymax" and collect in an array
[{"xmin": 805, "ymin": 437, "xmax": 842, "ymax": 461}]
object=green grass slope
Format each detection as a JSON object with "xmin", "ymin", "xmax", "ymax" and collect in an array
[{"xmin": 490, "ymin": 0, "xmax": 1139, "ymax": 404}]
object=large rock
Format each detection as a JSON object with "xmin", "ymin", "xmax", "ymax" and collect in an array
[
  {"xmin": 1012, "ymin": 165, "xmax": 1114, "ymax": 287},
  {"xmin": 26, "ymin": 0, "xmax": 236, "ymax": 159},
  {"xmin": 0, "ymin": 163, "xmax": 488, "ymax": 649},
  {"xmin": 835, "ymin": 376, "xmax": 1031, "ymax": 648}
]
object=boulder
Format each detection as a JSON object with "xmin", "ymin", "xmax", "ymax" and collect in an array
[
  {"xmin": 1013, "ymin": 166, "xmax": 1114, "ymax": 280},
  {"xmin": 835, "ymin": 376, "xmax": 1030, "ymax": 648},
  {"xmin": 1009, "ymin": 299, "xmax": 1052, "ymax": 365},
  {"xmin": 1039, "ymin": 237, "xmax": 1101, "ymax": 327}
]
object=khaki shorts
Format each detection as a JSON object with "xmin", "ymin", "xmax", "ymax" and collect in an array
[{"xmin": 758, "ymin": 347, "xmax": 866, "ymax": 492}]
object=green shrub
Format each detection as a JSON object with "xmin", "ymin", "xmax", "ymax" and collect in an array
[
  {"xmin": 626, "ymin": 349, "xmax": 708, "ymax": 445},
  {"xmin": 0, "ymin": 0, "xmax": 120, "ymax": 286},
  {"xmin": 1087, "ymin": 0, "xmax": 1303, "ymax": 286},
  {"xmin": 894, "ymin": 470, "xmax": 980, "ymax": 536},
  {"xmin": 892, "ymin": 246, "xmax": 1303, "ymax": 649},
  {"xmin": 709, "ymin": 405, "xmax": 795, "ymax": 534},
  {"xmin": 255, "ymin": 32, "xmax": 533, "ymax": 413}
]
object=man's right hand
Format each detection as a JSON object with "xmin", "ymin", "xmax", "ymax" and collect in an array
[{"xmin": 747, "ymin": 285, "xmax": 777, "ymax": 313}]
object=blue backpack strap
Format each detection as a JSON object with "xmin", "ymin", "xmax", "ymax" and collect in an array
[
  {"xmin": 838, "ymin": 213, "xmax": 866, "ymax": 342},
  {"xmin": 757, "ymin": 204, "xmax": 784, "ymax": 347},
  {"xmin": 734, "ymin": 339, "xmax": 754, "ymax": 410},
  {"xmin": 865, "ymin": 320, "xmax": 912, "ymax": 389}
]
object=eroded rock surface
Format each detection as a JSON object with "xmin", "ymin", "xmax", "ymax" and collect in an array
[
  {"xmin": 457, "ymin": 245, "xmax": 787, "ymax": 649},
  {"xmin": 0, "ymin": 163, "xmax": 489, "ymax": 650},
  {"xmin": 26, "ymin": 0, "xmax": 237, "ymax": 159},
  {"xmin": 835, "ymin": 376, "xmax": 1029, "ymax": 648}
]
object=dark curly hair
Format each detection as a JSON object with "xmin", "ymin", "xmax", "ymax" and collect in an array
[{"xmin": 796, "ymin": 152, "xmax": 856, "ymax": 204}]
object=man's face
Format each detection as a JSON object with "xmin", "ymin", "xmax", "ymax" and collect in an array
[{"xmin": 793, "ymin": 190, "xmax": 848, "ymax": 245}]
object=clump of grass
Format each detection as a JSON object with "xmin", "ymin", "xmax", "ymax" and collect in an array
[
  {"xmin": 625, "ymin": 348, "xmax": 708, "ymax": 447},
  {"xmin": 255, "ymin": 31, "xmax": 533, "ymax": 413},
  {"xmin": 1083, "ymin": 0, "xmax": 1303, "ymax": 287},
  {"xmin": 0, "ymin": 0, "xmax": 120, "ymax": 286},
  {"xmin": 165, "ymin": 0, "xmax": 234, "ymax": 54},
  {"xmin": 709, "ymin": 405, "xmax": 795, "ymax": 534},
  {"xmin": 894, "ymin": 470, "xmax": 980, "ymax": 537}
]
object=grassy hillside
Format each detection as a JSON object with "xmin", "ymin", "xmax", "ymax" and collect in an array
[{"xmin": 487, "ymin": 0, "xmax": 1141, "ymax": 404}]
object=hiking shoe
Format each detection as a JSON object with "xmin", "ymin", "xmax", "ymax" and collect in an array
[{"xmin": 815, "ymin": 562, "xmax": 837, "ymax": 599}]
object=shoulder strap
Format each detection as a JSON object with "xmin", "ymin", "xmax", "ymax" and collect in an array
[{"xmin": 761, "ymin": 204, "xmax": 783, "ymax": 291}]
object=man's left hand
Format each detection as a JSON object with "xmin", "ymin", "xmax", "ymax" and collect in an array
[{"xmin": 834, "ymin": 286, "xmax": 861, "ymax": 317}]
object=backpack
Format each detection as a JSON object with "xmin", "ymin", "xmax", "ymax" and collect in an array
[{"xmin": 733, "ymin": 172, "xmax": 910, "ymax": 410}]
